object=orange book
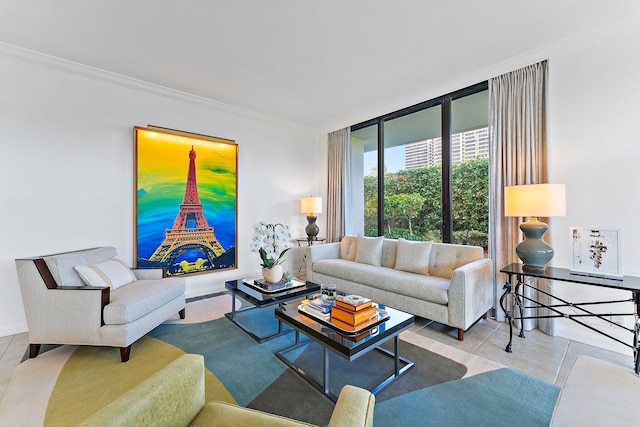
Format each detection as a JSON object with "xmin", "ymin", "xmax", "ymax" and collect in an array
[
  {"xmin": 331, "ymin": 305, "xmax": 378, "ymax": 325},
  {"xmin": 335, "ymin": 299, "xmax": 373, "ymax": 312},
  {"xmin": 331, "ymin": 316, "xmax": 379, "ymax": 333}
]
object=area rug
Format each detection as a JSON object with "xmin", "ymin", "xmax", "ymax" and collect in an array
[{"xmin": 0, "ymin": 295, "xmax": 560, "ymax": 426}]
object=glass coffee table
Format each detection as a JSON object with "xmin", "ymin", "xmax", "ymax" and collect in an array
[
  {"xmin": 274, "ymin": 299, "xmax": 415, "ymax": 402},
  {"xmin": 224, "ymin": 278, "xmax": 321, "ymax": 343}
]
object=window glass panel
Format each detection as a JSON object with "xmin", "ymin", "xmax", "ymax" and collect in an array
[
  {"xmin": 451, "ymin": 90, "xmax": 489, "ymax": 250},
  {"xmin": 351, "ymin": 124, "xmax": 378, "ymax": 237},
  {"xmin": 383, "ymin": 106, "xmax": 442, "ymax": 242}
]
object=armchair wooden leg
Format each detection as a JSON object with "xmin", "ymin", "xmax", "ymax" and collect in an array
[
  {"xmin": 457, "ymin": 328, "xmax": 464, "ymax": 341},
  {"xmin": 120, "ymin": 345, "xmax": 132, "ymax": 362},
  {"xmin": 179, "ymin": 308, "xmax": 186, "ymax": 319},
  {"xmin": 29, "ymin": 344, "xmax": 41, "ymax": 358}
]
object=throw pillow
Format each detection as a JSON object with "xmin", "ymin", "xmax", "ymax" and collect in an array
[
  {"xmin": 75, "ymin": 256, "xmax": 137, "ymax": 290},
  {"xmin": 395, "ymin": 238, "xmax": 432, "ymax": 275},
  {"xmin": 355, "ymin": 235, "xmax": 384, "ymax": 266}
]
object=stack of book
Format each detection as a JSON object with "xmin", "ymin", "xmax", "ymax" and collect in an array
[
  {"xmin": 331, "ymin": 295, "xmax": 377, "ymax": 330},
  {"xmin": 305, "ymin": 297, "xmax": 334, "ymax": 320}
]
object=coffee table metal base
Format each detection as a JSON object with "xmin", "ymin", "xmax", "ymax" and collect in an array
[
  {"xmin": 275, "ymin": 331, "xmax": 414, "ymax": 402},
  {"xmin": 225, "ymin": 296, "xmax": 291, "ymax": 343}
]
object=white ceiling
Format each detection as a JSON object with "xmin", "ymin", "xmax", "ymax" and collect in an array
[{"xmin": 0, "ymin": 1, "xmax": 637, "ymax": 130}]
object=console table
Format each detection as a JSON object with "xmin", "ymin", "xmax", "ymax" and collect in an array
[{"xmin": 499, "ymin": 263, "xmax": 640, "ymax": 374}]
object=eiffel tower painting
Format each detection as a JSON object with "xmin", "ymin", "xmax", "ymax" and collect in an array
[{"xmin": 135, "ymin": 127, "xmax": 237, "ymax": 276}]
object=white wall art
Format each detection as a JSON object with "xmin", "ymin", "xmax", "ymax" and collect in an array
[{"xmin": 570, "ymin": 227, "xmax": 623, "ymax": 278}]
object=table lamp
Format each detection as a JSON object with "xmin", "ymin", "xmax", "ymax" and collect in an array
[
  {"xmin": 301, "ymin": 196, "xmax": 322, "ymax": 241},
  {"xmin": 504, "ymin": 183, "xmax": 566, "ymax": 271}
]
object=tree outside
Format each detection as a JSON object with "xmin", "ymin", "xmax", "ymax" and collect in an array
[{"xmin": 364, "ymin": 158, "xmax": 488, "ymax": 249}]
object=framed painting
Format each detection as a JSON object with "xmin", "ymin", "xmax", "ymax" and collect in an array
[
  {"xmin": 569, "ymin": 227, "xmax": 622, "ymax": 278},
  {"xmin": 134, "ymin": 126, "xmax": 237, "ymax": 276}
]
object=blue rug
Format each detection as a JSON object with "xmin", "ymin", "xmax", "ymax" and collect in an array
[{"xmin": 148, "ymin": 307, "xmax": 560, "ymax": 426}]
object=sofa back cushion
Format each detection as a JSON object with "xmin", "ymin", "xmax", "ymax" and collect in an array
[
  {"xmin": 340, "ymin": 236, "xmax": 358, "ymax": 261},
  {"xmin": 44, "ymin": 247, "xmax": 117, "ymax": 287},
  {"xmin": 429, "ymin": 243, "xmax": 483, "ymax": 279},
  {"xmin": 354, "ymin": 235, "xmax": 384, "ymax": 266},
  {"xmin": 381, "ymin": 238, "xmax": 398, "ymax": 268},
  {"xmin": 395, "ymin": 238, "xmax": 432, "ymax": 275}
]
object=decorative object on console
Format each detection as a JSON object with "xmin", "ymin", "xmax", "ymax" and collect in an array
[
  {"xmin": 134, "ymin": 126, "xmax": 238, "ymax": 277},
  {"xmin": 301, "ymin": 196, "xmax": 322, "ymax": 240},
  {"xmin": 569, "ymin": 227, "xmax": 622, "ymax": 278},
  {"xmin": 249, "ymin": 222, "xmax": 293, "ymax": 283},
  {"xmin": 504, "ymin": 183, "xmax": 566, "ymax": 271}
]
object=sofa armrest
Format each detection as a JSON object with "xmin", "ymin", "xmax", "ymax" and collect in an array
[
  {"xmin": 132, "ymin": 268, "xmax": 165, "ymax": 280},
  {"xmin": 306, "ymin": 243, "xmax": 340, "ymax": 282},
  {"xmin": 328, "ymin": 385, "xmax": 375, "ymax": 427},
  {"xmin": 447, "ymin": 258, "xmax": 494, "ymax": 330}
]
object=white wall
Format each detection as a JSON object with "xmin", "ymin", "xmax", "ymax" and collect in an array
[
  {"xmin": 0, "ymin": 45, "xmax": 324, "ymax": 337},
  {"xmin": 546, "ymin": 13, "xmax": 640, "ymax": 353}
]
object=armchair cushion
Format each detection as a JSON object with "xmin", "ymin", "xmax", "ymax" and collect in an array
[
  {"xmin": 104, "ymin": 278, "xmax": 186, "ymax": 325},
  {"xmin": 75, "ymin": 256, "xmax": 137, "ymax": 290},
  {"xmin": 44, "ymin": 247, "xmax": 117, "ymax": 287}
]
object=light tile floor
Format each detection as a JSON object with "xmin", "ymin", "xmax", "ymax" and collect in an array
[{"xmin": 0, "ymin": 310, "xmax": 635, "ymax": 405}]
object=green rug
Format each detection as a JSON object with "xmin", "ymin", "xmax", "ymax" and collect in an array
[
  {"xmin": 32, "ymin": 302, "xmax": 560, "ymax": 426},
  {"xmin": 145, "ymin": 307, "xmax": 560, "ymax": 426}
]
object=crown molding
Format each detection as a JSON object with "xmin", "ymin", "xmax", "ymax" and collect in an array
[{"xmin": 0, "ymin": 41, "xmax": 317, "ymax": 133}]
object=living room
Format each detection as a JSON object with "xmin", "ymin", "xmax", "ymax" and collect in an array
[{"xmin": 1, "ymin": 1, "xmax": 640, "ymax": 425}]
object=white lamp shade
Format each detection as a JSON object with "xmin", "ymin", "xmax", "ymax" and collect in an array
[
  {"xmin": 301, "ymin": 196, "xmax": 322, "ymax": 214},
  {"xmin": 504, "ymin": 184, "xmax": 566, "ymax": 217}
]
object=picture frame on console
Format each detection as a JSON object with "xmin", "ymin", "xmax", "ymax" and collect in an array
[
  {"xmin": 569, "ymin": 227, "xmax": 622, "ymax": 278},
  {"xmin": 133, "ymin": 126, "xmax": 238, "ymax": 277}
]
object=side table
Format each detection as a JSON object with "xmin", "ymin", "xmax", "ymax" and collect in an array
[{"xmin": 295, "ymin": 237, "xmax": 326, "ymax": 274}]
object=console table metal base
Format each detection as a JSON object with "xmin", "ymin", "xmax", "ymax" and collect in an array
[
  {"xmin": 500, "ymin": 263, "xmax": 640, "ymax": 374},
  {"xmin": 275, "ymin": 332, "xmax": 414, "ymax": 402}
]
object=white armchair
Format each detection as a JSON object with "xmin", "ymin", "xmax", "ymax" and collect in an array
[{"xmin": 15, "ymin": 247, "xmax": 186, "ymax": 362}]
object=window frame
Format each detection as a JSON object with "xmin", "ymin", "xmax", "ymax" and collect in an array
[{"xmin": 351, "ymin": 81, "xmax": 488, "ymax": 241}]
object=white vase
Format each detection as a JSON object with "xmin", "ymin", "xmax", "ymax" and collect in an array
[{"xmin": 262, "ymin": 265, "xmax": 283, "ymax": 283}]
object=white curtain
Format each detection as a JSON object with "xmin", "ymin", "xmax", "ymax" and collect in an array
[
  {"xmin": 326, "ymin": 128, "xmax": 352, "ymax": 243},
  {"xmin": 488, "ymin": 60, "xmax": 554, "ymax": 334}
]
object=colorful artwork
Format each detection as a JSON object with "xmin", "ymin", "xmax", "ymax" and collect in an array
[{"xmin": 134, "ymin": 126, "xmax": 237, "ymax": 276}]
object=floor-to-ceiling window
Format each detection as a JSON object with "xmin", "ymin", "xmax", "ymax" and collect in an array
[{"xmin": 351, "ymin": 82, "xmax": 489, "ymax": 248}]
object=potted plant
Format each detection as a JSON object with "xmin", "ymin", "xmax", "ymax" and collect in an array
[{"xmin": 249, "ymin": 222, "xmax": 293, "ymax": 283}]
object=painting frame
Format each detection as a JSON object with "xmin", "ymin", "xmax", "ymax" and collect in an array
[
  {"xmin": 569, "ymin": 227, "xmax": 622, "ymax": 279},
  {"xmin": 133, "ymin": 125, "xmax": 238, "ymax": 277}
]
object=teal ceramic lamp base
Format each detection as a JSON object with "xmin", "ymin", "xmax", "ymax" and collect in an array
[{"xmin": 516, "ymin": 217, "xmax": 554, "ymax": 272}]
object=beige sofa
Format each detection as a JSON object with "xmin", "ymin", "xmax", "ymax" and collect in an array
[
  {"xmin": 79, "ymin": 353, "xmax": 375, "ymax": 427},
  {"xmin": 15, "ymin": 246, "xmax": 186, "ymax": 362},
  {"xmin": 307, "ymin": 236, "xmax": 493, "ymax": 340}
]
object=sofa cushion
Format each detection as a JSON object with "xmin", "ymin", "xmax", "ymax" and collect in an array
[
  {"xmin": 313, "ymin": 259, "xmax": 450, "ymax": 304},
  {"xmin": 103, "ymin": 277, "xmax": 186, "ymax": 324},
  {"xmin": 75, "ymin": 256, "xmax": 137, "ymax": 290},
  {"xmin": 44, "ymin": 247, "xmax": 117, "ymax": 287},
  {"xmin": 395, "ymin": 239, "xmax": 432, "ymax": 275},
  {"xmin": 355, "ymin": 236, "xmax": 383, "ymax": 266},
  {"xmin": 381, "ymin": 239, "xmax": 398, "ymax": 269},
  {"xmin": 340, "ymin": 236, "xmax": 357, "ymax": 261},
  {"xmin": 428, "ymin": 243, "xmax": 483, "ymax": 279}
]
